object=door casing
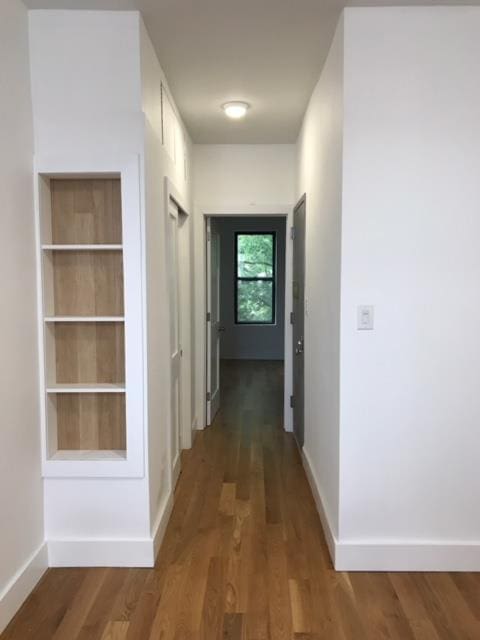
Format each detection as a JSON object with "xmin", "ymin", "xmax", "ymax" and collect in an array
[
  {"xmin": 164, "ymin": 177, "xmax": 192, "ymax": 492},
  {"xmin": 206, "ymin": 218, "xmax": 221, "ymax": 424},
  {"xmin": 200, "ymin": 207, "xmax": 294, "ymax": 431}
]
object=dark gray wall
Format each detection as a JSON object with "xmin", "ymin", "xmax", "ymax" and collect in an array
[{"xmin": 217, "ymin": 217, "xmax": 286, "ymax": 360}]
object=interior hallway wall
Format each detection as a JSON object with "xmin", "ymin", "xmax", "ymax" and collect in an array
[
  {"xmin": 28, "ymin": 9, "xmax": 194, "ymax": 569},
  {"xmin": 217, "ymin": 217, "xmax": 286, "ymax": 360},
  {"xmin": 339, "ymin": 7, "xmax": 480, "ymax": 565},
  {"xmin": 29, "ymin": 9, "xmax": 150, "ymax": 555},
  {"xmin": 0, "ymin": 0, "xmax": 45, "ymax": 631},
  {"xmin": 296, "ymin": 16, "xmax": 344, "ymax": 543},
  {"xmin": 139, "ymin": 18, "xmax": 194, "ymax": 540},
  {"xmin": 298, "ymin": 6, "xmax": 480, "ymax": 569}
]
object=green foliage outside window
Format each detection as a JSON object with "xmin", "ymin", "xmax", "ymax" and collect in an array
[{"xmin": 236, "ymin": 233, "xmax": 275, "ymax": 324}]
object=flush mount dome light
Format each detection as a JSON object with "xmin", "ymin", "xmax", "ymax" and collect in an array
[{"xmin": 222, "ymin": 101, "xmax": 250, "ymax": 119}]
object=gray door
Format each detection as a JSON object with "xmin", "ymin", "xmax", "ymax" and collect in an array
[
  {"xmin": 292, "ymin": 195, "xmax": 306, "ymax": 447},
  {"xmin": 206, "ymin": 218, "xmax": 221, "ymax": 425}
]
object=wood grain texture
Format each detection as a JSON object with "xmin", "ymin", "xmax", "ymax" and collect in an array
[
  {"xmin": 51, "ymin": 178, "xmax": 122, "ymax": 245},
  {"xmin": 56, "ymin": 393, "xmax": 126, "ymax": 451},
  {"xmin": 54, "ymin": 322, "xmax": 125, "ymax": 384},
  {"xmin": 52, "ymin": 250, "xmax": 124, "ymax": 317},
  {"xmin": 3, "ymin": 360, "xmax": 479, "ymax": 639},
  {"xmin": 45, "ymin": 178, "xmax": 126, "ymax": 453}
]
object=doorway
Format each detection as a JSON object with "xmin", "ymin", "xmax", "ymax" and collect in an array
[
  {"xmin": 205, "ymin": 216, "xmax": 287, "ymax": 425},
  {"xmin": 166, "ymin": 182, "xmax": 193, "ymax": 489}
]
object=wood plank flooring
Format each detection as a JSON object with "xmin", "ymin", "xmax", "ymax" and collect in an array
[{"xmin": 2, "ymin": 359, "xmax": 479, "ymax": 639}]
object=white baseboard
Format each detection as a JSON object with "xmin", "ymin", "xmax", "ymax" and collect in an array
[
  {"xmin": 152, "ymin": 491, "xmax": 174, "ymax": 560},
  {"xmin": 301, "ymin": 447, "xmax": 337, "ymax": 565},
  {"xmin": 48, "ymin": 486, "xmax": 176, "ymax": 569},
  {"xmin": 0, "ymin": 490, "xmax": 177, "ymax": 628},
  {"xmin": 48, "ymin": 538, "xmax": 155, "ymax": 567},
  {"xmin": 336, "ymin": 540, "xmax": 480, "ymax": 572},
  {"xmin": 172, "ymin": 453, "xmax": 181, "ymax": 489},
  {"xmin": 191, "ymin": 420, "xmax": 198, "ymax": 444},
  {"xmin": 302, "ymin": 446, "xmax": 480, "ymax": 572},
  {"xmin": 0, "ymin": 542, "xmax": 48, "ymax": 634}
]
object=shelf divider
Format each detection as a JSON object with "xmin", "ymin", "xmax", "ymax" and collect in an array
[
  {"xmin": 46, "ymin": 383, "xmax": 126, "ymax": 394},
  {"xmin": 50, "ymin": 450, "xmax": 126, "ymax": 461},
  {"xmin": 42, "ymin": 244, "xmax": 123, "ymax": 251},
  {"xmin": 44, "ymin": 316, "xmax": 125, "ymax": 323}
]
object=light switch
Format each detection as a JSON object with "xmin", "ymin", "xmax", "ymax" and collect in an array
[{"xmin": 357, "ymin": 305, "xmax": 374, "ymax": 330}]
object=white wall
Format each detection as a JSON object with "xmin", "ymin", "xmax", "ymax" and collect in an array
[
  {"xmin": 29, "ymin": 10, "xmax": 151, "ymax": 556},
  {"xmin": 0, "ymin": 0, "xmax": 46, "ymax": 632},
  {"xmin": 337, "ymin": 7, "xmax": 480, "ymax": 568},
  {"xmin": 29, "ymin": 10, "xmax": 194, "ymax": 566},
  {"xmin": 29, "ymin": 10, "xmax": 143, "ymax": 157},
  {"xmin": 193, "ymin": 144, "xmax": 295, "ymax": 429},
  {"xmin": 296, "ymin": 17, "xmax": 344, "ymax": 543},
  {"xmin": 194, "ymin": 144, "xmax": 295, "ymax": 208},
  {"xmin": 139, "ymin": 18, "xmax": 194, "ymax": 540},
  {"xmin": 217, "ymin": 217, "xmax": 286, "ymax": 360}
]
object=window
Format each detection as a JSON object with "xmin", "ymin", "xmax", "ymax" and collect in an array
[{"xmin": 235, "ymin": 232, "xmax": 276, "ymax": 324}]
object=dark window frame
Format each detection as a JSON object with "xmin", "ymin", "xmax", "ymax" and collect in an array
[{"xmin": 234, "ymin": 231, "xmax": 276, "ymax": 325}]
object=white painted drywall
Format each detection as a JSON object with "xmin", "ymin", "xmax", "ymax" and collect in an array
[
  {"xmin": 216, "ymin": 217, "xmax": 286, "ymax": 360},
  {"xmin": 296, "ymin": 17, "xmax": 344, "ymax": 539},
  {"xmin": 193, "ymin": 144, "xmax": 295, "ymax": 429},
  {"xmin": 0, "ymin": 0, "xmax": 46, "ymax": 631},
  {"xmin": 194, "ymin": 144, "xmax": 295, "ymax": 208},
  {"xmin": 29, "ymin": 10, "xmax": 194, "ymax": 567},
  {"xmin": 139, "ymin": 18, "xmax": 194, "ymax": 534},
  {"xmin": 29, "ymin": 10, "xmax": 151, "ymax": 550},
  {"xmin": 29, "ymin": 10, "xmax": 143, "ymax": 158},
  {"xmin": 339, "ymin": 7, "xmax": 480, "ymax": 550}
]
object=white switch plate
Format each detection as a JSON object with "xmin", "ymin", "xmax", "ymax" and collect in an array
[{"xmin": 357, "ymin": 305, "xmax": 374, "ymax": 330}]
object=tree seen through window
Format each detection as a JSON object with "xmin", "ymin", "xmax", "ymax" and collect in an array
[{"xmin": 235, "ymin": 233, "xmax": 275, "ymax": 324}]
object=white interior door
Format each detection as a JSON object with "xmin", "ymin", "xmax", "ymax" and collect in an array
[
  {"xmin": 167, "ymin": 199, "xmax": 181, "ymax": 485},
  {"xmin": 206, "ymin": 218, "xmax": 221, "ymax": 425}
]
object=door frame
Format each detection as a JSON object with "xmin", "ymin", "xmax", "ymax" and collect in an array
[
  {"xmin": 196, "ymin": 205, "xmax": 294, "ymax": 432},
  {"xmin": 205, "ymin": 217, "xmax": 221, "ymax": 425},
  {"xmin": 164, "ymin": 177, "xmax": 192, "ymax": 490}
]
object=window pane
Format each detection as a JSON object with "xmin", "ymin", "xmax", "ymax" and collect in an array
[
  {"xmin": 237, "ymin": 280, "xmax": 273, "ymax": 323},
  {"xmin": 237, "ymin": 234, "xmax": 274, "ymax": 277}
]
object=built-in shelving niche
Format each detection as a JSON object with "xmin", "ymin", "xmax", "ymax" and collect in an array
[{"xmin": 40, "ymin": 176, "xmax": 127, "ymax": 459}]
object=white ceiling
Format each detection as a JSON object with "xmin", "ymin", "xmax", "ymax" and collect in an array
[{"xmin": 23, "ymin": 0, "xmax": 479, "ymax": 143}]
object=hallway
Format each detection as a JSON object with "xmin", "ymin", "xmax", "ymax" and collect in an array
[{"xmin": 2, "ymin": 360, "xmax": 480, "ymax": 640}]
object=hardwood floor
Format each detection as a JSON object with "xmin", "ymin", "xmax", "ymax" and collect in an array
[{"xmin": 2, "ymin": 359, "xmax": 479, "ymax": 639}]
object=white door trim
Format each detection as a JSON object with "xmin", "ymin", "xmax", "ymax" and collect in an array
[{"xmin": 195, "ymin": 204, "xmax": 294, "ymax": 432}]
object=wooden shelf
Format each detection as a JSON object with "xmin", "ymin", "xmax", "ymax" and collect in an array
[
  {"xmin": 51, "ymin": 392, "xmax": 126, "ymax": 451},
  {"xmin": 44, "ymin": 249, "xmax": 124, "ymax": 317},
  {"xmin": 44, "ymin": 316, "xmax": 125, "ymax": 322},
  {"xmin": 47, "ymin": 178, "xmax": 122, "ymax": 245},
  {"xmin": 40, "ymin": 177, "xmax": 127, "ymax": 456},
  {"xmin": 50, "ymin": 449, "xmax": 126, "ymax": 461},
  {"xmin": 46, "ymin": 384, "xmax": 126, "ymax": 394},
  {"xmin": 42, "ymin": 244, "xmax": 123, "ymax": 251}
]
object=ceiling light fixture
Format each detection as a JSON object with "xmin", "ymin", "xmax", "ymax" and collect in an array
[{"xmin": 222, "ymin": 101, "xmax": 250, "ymax": 119}]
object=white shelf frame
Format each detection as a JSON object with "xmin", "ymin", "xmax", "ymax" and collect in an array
[
  {"xmin": 50, "ymin": 450, "xmax": 127, "ymax": 461},
  {"xmin": 42, "ymin": 244, "xmax": 123, "ymax": 251},
  {"xmin": 46, "ymin": 384, "xmax": 126, "ymax": 394},
  {"xmin": 34, "ymin": 153, "xmax": 145, "ymax": 479},
  {"xmin": 44, "ymin": 316, "xmax": 125, "ymax": 323}
]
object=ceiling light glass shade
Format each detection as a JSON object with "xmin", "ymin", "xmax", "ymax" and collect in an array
[{"xmin": 222, "ymin": 101, "xmax": 250, "ymax": 119}]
